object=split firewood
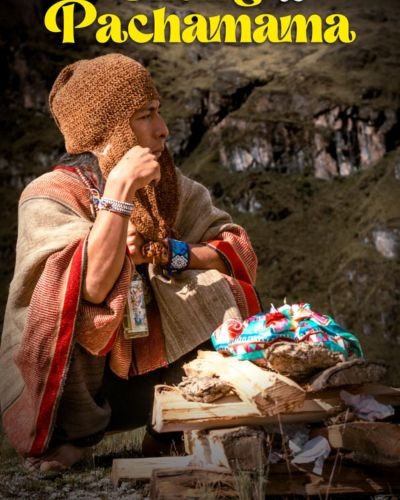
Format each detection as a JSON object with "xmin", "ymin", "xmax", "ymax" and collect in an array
[
  {"xmin": 185, "ymin": 426, "xmax": 268, "ymax": 472},
  {"xmin": 111, "ymin": 456, "xmax": 193, "ymax": 485},
  {"xmin": 183, "ymin": 351, "xmax": 305, "ymax": 416},
  {"xmin": 178, "ymin": 376, "xmax": 234, "ymax": 403},
  {"xmin": 148, "ymin": 461, "xmax": 400, "ymax": 498},
  {"xmin": 149, "ymin": 467, "xmax": 237, "ymax": 499},
  {"xmin": 308, "ymin": 359, "xmax": 387, "ymax": 392},
  {"xmin": 320, "ymin": 422, "xmax": 400, "ymax": 466},
  {"xmin": 152, "ymin": 385, "xmax": 339, "ymax": 433},
  {"xmin": 305, "ymin": 383, "xmax": 400, "ymax": 406},
  {"xmin": 257, "ymin": 459, "xmax": 400, "ymax": 496},
  {"xmin": 184, "ymin": 430, "xmax": 212, "ymax": 465},
  {"xmin": 152, "ymin": 385, "xmax": 261, "ymax": 433}
]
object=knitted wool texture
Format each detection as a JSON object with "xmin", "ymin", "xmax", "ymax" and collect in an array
[{"xmin": 49, "ymin": 53, "xmax": 178, "ymax": 242}]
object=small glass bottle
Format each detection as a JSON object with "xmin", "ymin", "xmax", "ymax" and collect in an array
[{"xmin": 123, "ymin": 271, "xmax": 149, "ymax": 339}]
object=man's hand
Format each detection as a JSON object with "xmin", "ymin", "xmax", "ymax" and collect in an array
[
  {"xmin": 142, "ymin": 240, "xmax": 169, "ymax": 266},
  {"xmin": 106, "ymin": 145, "xmax": 161, "ymax": 200}
]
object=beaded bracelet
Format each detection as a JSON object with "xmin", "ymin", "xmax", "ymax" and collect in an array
[
  {"xmin": 99, "ymin": 197, "xmax": 134, "ymax": 217},
  {"xmin": 92, "ymin": 192, "xmax": 134, "ymax": 217},
  {"xmin": 166, "ymin": 238, "xmax": 190, "ymax": 275}
]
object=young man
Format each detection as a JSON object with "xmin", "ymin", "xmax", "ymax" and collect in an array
[{"xmin": 0, "ymin": 53, "xmax": 260, "ymax": 472}]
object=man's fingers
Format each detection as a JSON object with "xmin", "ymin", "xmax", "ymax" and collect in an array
[
  {"xmin": 151, "ymin": 177, "xmax": 160, "ymax": 187},
  {"xmin": 127, "ymin": 235, "xmax": 135, "ymax": 245}
]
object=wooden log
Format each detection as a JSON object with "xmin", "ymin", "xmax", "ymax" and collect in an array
[
  {"xmin": 152, "ymin": 382, "xmax": 400, "ymax": 434},
  {"xmin": 208, "ymin": 426, "xmax": 267, "ymax": 472},
  {"xmin": 306, "ymin": 382, "xmax": 400, "ymax": 407},
  {"xmin": 185, "ymin": 426, "xmax": 268, "ymax": 471},
  {"xmin": 265, "ymin": 460, "xmax": 400, "ymax": 496},
  {"xmin": 183, "ymin": 351, "xmax": 305, "ymax": 416},
  {"xmin": 149, "ymin": 467, "xmax": 238, "ymax": 499},
  {"xmin": 358, "ymin": 383, "xmax": 400, "ymax": 404},
  {"xmin": 152, "ymin": 385, "xmax": 261, "ymax": 433},
  {"xmin": 321, "ymin": 422, "xmax": 400, "ymax": 466},
  {"xmin": 308, "ymin": 359, "xmax": 388, "ymax": 392},
  {"xmin": 152, "ymin": 385, "xmax": 340, "ymax": 433},
  {"xmin": 111, "ymin": 456, "xmax": 194, "ymax": 485},
  {"xmin": 184, "ymin": 430, "xmax": 212, "ymax": 465},
  {"xmin": 147, "ymin": 460, "xmax": 400, "ymax": 498}
]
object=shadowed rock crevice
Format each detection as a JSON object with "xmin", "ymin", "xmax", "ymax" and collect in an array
[
  {"xmin": 168, "ymin": 74, "xmax": 269, "ymax": 162},
  {"xmin": 385, "ymin": 109, "xmax": 400, "ymax": 152}
]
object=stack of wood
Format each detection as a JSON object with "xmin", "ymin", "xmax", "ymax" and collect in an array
[{"xmin": 112, "ymin": 350, "xmax": 400, "ymax": 498}]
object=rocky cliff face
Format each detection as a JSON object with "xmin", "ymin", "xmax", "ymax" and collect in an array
[
  {"xmin": 1, "ymin": 0, "xmax": 400, "ymax": 380},
  {"xmin": 212, "ymin": 100, "xmax": 398, "ymax": 178}
]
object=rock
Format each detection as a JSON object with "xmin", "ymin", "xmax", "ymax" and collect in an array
[
  {"xmin": 210, "ymin": 90, "xmax": 398, "ymax": 178},
  {"xmin": 215, "ymin": 115, "xmax": 312, "ymax": 173},
  {"xmin": 169, "ymin": 74, "xmax": 266, "ymax": 160},
  {"xmin": 205, "ymin": 70, "xmax": 262, "ymax": 127},
  {"xmin": 235, "ymin": 192, "xmax": 262, "ymax": 214},
  {"xmin": 314, "ymin": 143, "xmax": 339, "ymax": 179},
  {"xmin": 312, "ymin": 105, "xmax": 394, "ymax": 178},
  {"xmin": 372, "ymin": 228, "xmax": 400, "ymax": 259}
]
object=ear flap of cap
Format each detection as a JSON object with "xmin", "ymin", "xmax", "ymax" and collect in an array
[{"xmin": 95, "ymin": 120, "xmax": 139, "ymax": 178}]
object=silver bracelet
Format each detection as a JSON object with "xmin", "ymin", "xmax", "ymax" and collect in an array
[{"xmin": 97, "ymin": 197, "xmax": 134, "ymax": 217}]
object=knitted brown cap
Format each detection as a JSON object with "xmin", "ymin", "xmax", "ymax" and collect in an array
[{"xmin": 49, "ymin": 53, "xmax": 178, "ymax": 242}]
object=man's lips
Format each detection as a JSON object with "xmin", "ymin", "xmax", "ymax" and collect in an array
[{"xmin": 153, "ymin": 148, "xmax": 164, "ymax": 158}]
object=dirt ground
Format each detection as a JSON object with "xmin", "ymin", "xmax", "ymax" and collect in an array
[
  {"xmin": 0, "ymin": 458, "xmax": 147, "ymax": 500},
  {"xmin": 0, "ymin": 429, "xmax": 150, "ymax": 499}
]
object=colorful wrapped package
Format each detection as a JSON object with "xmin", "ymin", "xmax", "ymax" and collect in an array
[{"xmin": 211, "ymin": 303, "xmax": 363, "ymax": 362}]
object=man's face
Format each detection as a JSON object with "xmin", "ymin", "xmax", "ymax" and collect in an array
[{"xmin": 130, "ymin": 100, "xmax": 169, "ymax": 158}]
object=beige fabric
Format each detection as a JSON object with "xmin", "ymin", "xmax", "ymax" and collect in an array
[
  {"xmin": 150, "ymin": 268, "xmax": 240, "ymax": 362},
  {"xmin": 151, "ymin": 173, "xmax": 242, "ymax": 362},
  {"xmin": 0, "ymin": 197, "xmax": 91, "ymax": 413}
]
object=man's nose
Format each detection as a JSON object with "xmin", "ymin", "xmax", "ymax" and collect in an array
[{"xmin": 156, "ymin": 114, "xmax": 169, "ymax": 139}]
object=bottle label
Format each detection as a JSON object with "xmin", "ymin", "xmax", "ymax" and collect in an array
[{"xmin": 123, "ymin": 272, "xmax": 149, "ymax": 339}]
